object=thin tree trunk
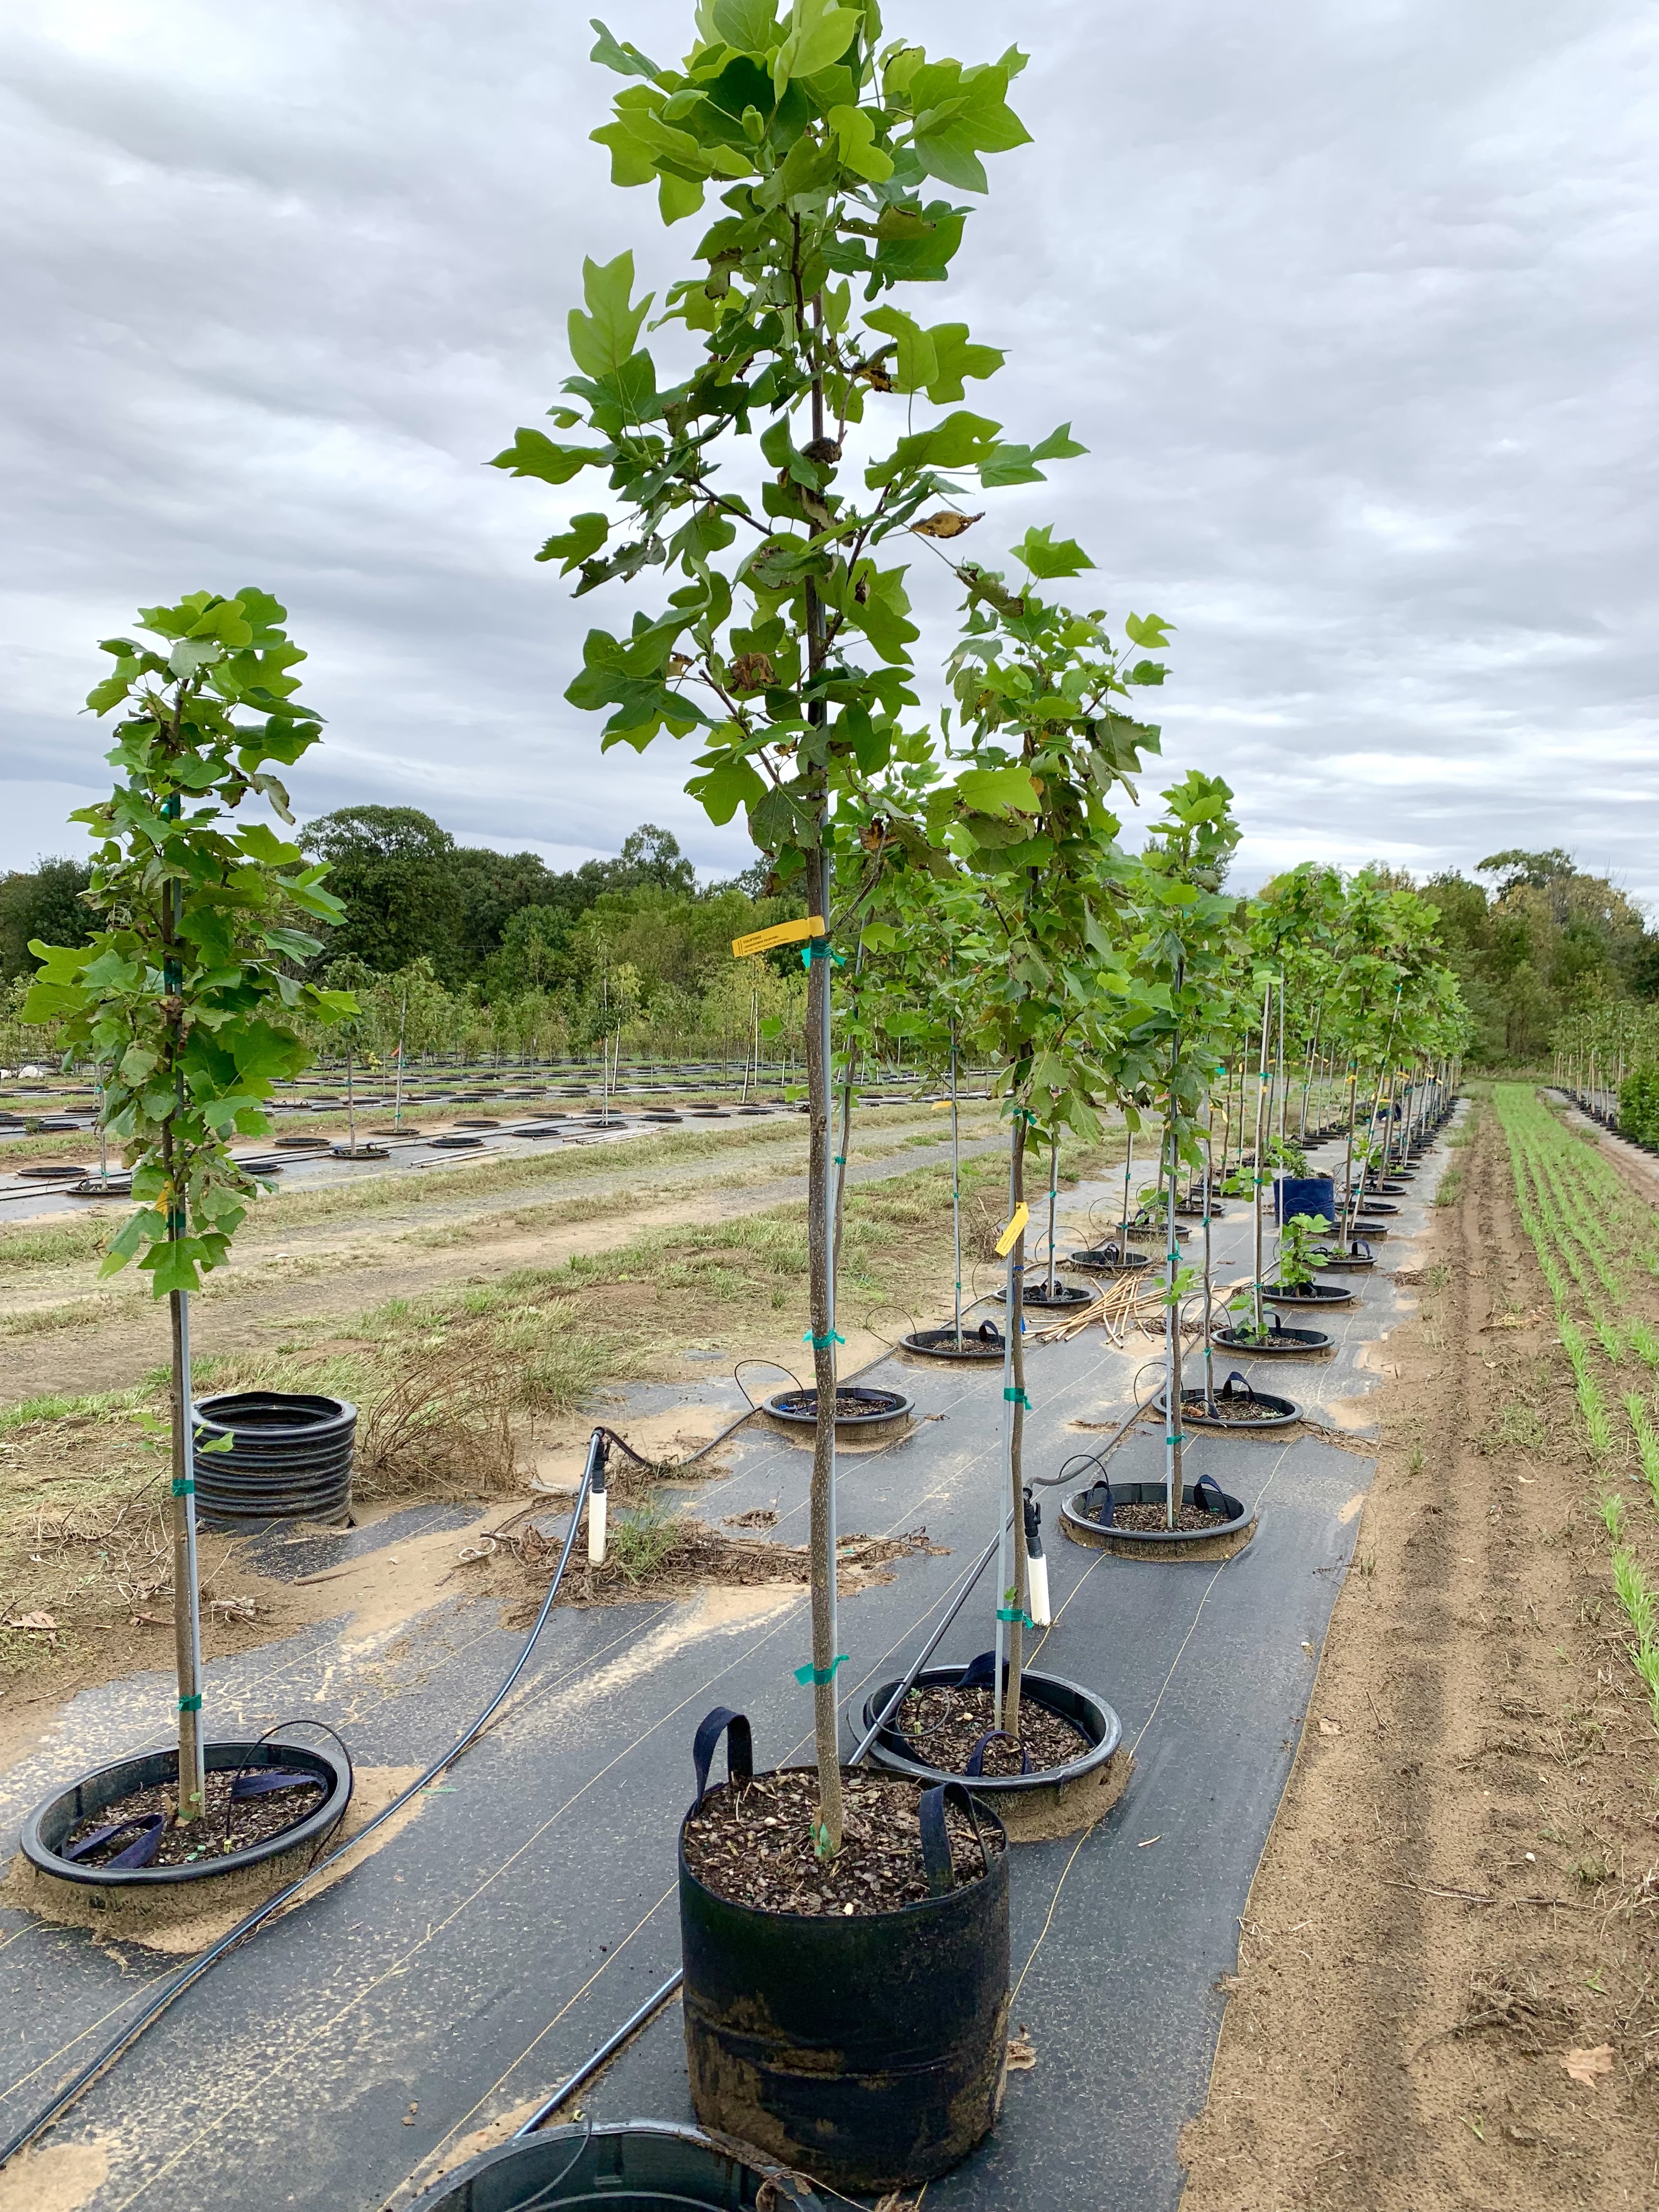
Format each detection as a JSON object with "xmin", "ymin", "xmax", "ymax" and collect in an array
[
  {"xmin": 803, "ymin": 844, "xmax": 843, "ymax": 1854},
  {"xmin": 167, "ymin": 1283, "xmax": 205, "ymax": 1821},
  {"xmin": 950, "ymin": 1024, "xmax": 963, "ymax": 1346},
  {"xmin": 997, "ymin": 1114, "xmax": 1029, "ymax": 1736},
  {"xmin": 1201, "ymin": 1099, "xmax": 1217, "ymax": 1411},
  {"xmin": 1165, "ymin": 1030, "xmax": 1186, "ymax": 1527},
  {"xmin": 1251, "ymin": 987, "xmax": 1271, "ymax": 1338},
  {"xmin": 1045, "ymin": 1135, "xmax": 1058, "ymax": 1297}
]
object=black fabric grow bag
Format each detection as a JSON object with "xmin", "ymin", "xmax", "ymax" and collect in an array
[{"xmin": 679, "ymin": 1713, "xmax": 1008, "ymax": 2193}]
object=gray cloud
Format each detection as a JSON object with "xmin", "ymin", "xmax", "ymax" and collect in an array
[{"xmin": 1, "ymin": 0, "xmax": 1652, "ymax": 900}]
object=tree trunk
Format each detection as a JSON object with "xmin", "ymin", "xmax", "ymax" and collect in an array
[
  {"xmin": 803, "ymin": 844, "xmax": 844, "ymax": 1855},
  {"xmin": 1166, "ymin": 1096, "xmax": 1186, "ymax": 1527},
  {"xmin": 165, "ymin": 1222, "xmax": 205, "ymax": 1821},
  {"xmin": 997, "ymin": 1114, "xmax": 1029, "ymax": 1736},
  {"xmin": 949, "ymin": 1025, "xmax": 963, "ymax": 1346},
  {"xmin": 1201, "ymin": 1101, "xmax": 1217, "ymax": 1412},
  {"xmin": 1251, "ymin": 987, "xmax": 1271, "ymax": 1339}
]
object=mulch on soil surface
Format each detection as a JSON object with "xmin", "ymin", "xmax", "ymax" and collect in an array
[
  {"xmin": 492, "ymin": 1514, "xmax": 941, "ymax": 1621},
  {"xmin": 64, "ymin": 1768, "xmax": 323, "ymax": 1868},
  {"xmin": 769, "ymin": 1389, "xmax": 906, "ymax": 1419},
  {"xmin": 1109, "ymin": 1500, "xmax": 1231, "ymax": 1533},
  {"xmin": 683, "ymin": 1770, "xmax": 1000, "ymax": 1915},
  {"xmin": 1184, "ymin": 1391, "xmax": 1291, "ymax": 1424},
  {"xmin": 895, "ymin": 1683, "xmax": 1090, "ymax": 1776}
]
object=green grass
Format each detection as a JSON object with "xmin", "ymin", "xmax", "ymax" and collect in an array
[{"xmin": 1495, "ymin": 1081, "xmax": 1659, "ymax": 1737}]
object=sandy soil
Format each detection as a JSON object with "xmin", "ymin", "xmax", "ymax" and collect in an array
[{"xmin": 1179, "ymin": 1101, "xmax": 1659, "ymax": 2210}]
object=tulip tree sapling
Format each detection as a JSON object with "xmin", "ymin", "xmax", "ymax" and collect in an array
[
  {"xmin": 498, "ymin": 2, "xmax": 1076, "ymax": 1850},
  {"xmin": 25, "ymin": 592, "xmax": 350, "ymax": 1819}
]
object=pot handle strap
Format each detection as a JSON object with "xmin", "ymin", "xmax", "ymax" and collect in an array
[
  {"xmin": 963, "ymin": 1729, "xmax": 1031, "ymax": 1778},
  {"xmin": 954, "ymin": 1650, "xmax": 1000, "ymax": 1692},
  {"xmin": 62, "ymin": 1813, "xmax": 166, "ymax": 1869},
  {"xmin": 230, "ymin": 1768, "xmax": 324, "ymax": 1801},
  {"xmin": 691, "ymin": 1707, "xmax": 753, "ymax": 1812},
  {"xmin": 1193, "ymin": 1471, "xmax": 1229, "ymax": 1516},
  {"xmin": 1086, "ymin": 1480, "xmax": 1115, "ymax": 1528},
  {"xmin": 919, "ymin": 1781, "xmax": 989, "ymax": 1896}
]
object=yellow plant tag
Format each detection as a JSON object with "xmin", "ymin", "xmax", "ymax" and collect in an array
[
  {"xmin": 932, "ymin": 1099, "xmax": 952, "ymax": 1110},
  {"xmin": 731, "ymin": 914, "xmax": 825, "ymax": 958},
  {"xmin": 994, "ymin": 1201, "xmax": 1030, "ymax": 1258}
]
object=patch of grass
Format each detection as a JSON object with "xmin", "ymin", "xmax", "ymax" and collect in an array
[
  {"xmin": 0, "ymin": 1385, "xmax": 148, "ymax": 1433},
  {"xmin": 0, "ymin": 1215, "xmax": 115, "ymax": 1271},
  {"xmin": 1435, "ymin": 1165, "xmax": 1464, "ymax": 1207},
  {"xmin": 1498, "ymin": 1401, "xmax": 1547, "ymax": 1454},
  {"xmin": 0, "ymin": 1298, "xmax": 117, "ymax": 1339},
  {"xmin": 607, "ymin": 1499, "xmax": 679, "ymax": 1584}
]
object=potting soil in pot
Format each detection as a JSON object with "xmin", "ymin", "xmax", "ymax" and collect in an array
[
  {"xmin": 64, "ymin": 1768, "xmax": 323, "ymax": 1867},
  {"xmin": 1184, "ymin": 1390, "xmax": 1293, "ymax": 1423},
  {"xmin": 896, "ymin": 1683, "xmax": 1090, "ymax": 1775},
  {"xmin": 1108, "ymin": 1498, "xmax": 1232, "ymax": 1533},
  {"xmin": 681, "ymin": 1770, "xmax": 997, "ymax": 1915}
]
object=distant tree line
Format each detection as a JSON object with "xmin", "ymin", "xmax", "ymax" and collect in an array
[
  {"xmin": 2, "ymin": 807, "xmax": 803, "ymax": 1065},
  {"xmin": 1409, "ymin": 849, "xmax": 1659, "ymax": 1065},
  {"xmin": 5, "ymin": 825, "xmax": 1654, "ymax": 1069}
]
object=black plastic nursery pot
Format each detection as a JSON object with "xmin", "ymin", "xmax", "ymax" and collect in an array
[
  {"xmin": 1212, "ymin": 1322, "xmax": 1333, "ymax": 1357},
  {"xmin": 275, "ymin": 1133, "xmax": 329, "ymax": 1150},
  {"xmin": 1062, "ymin": 1475, "xmax": 1257, "ymax": 1563},
  {"xmin": 901, "ymin": 1322, "xmax": 1006, "ymax": 1363},
  {"xmin": 191, "ymin": 1390, "xmax": 356, "ymax": 1528},
  {"xmin": 680, "ymin": 1736, "xmax": 1009, "ymax": 2192},
  {"xmin": 404, "ymin": 2122, "xmax": 825, "ymax": 2212},
  {"xmin": 1311, "ymin": 1243, "xmax": 1376, "ymax": 1272},
  {"xmin": 1261, "ymin": 1279, "xmax": 1357, "ymax": 1310},
  {"xmin": 433, "ymin": 1132, "xmax": 485, "ymax": 1149},
  {"xmin": 761, "ymin": 1384, "xmax": 913, "ymax": 1441},
  {"xmin": 1158, "ymin": 1380, "xmax": 1300, "ymax": 1432},
  {"xmin": 1017, "ymin": 1279, "xmax": 1095, "ymax": 1312},
  {"xmin": 20, "ymin": 1736, "xmax": 352, "ymax": 1890},
  {"xmin": 1065, "ymin": 1244, "xmax": 1151, "ymax": 1274},
  {"xmin": 860, "ymin": 1664, "xmax": 1126, "ymax": 1844},
  {"xmin": 330, "ymin": 1141, "xmax": 390, "ymax": 1160}
]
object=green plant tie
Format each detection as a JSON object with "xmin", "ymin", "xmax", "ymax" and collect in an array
[
  {"xmin": 1003, "ymin": 1386, "xmax": 1030, "ymax": 1408},
  {"xmin": 803, "ymin": 1329, "xmax": 844, "ymax": 1349},
  {"xmin": 996, "ymin": 1606, "xmax": 1034, "ymax": 1627},
  {"xmin": 794, "ymin": 1654, "xmax": 849, "ymax": 1686},
  {"xmin": 1165, "ymin": 1434, "xmax": 1187, "ymax": 1447},
  {"xmin": 171, "ymin": 1477, "xmax": 194, "ymax": 1497},
  {"xmin": 178, "ymin": 1694, "xmax": 201, "ymax": 1713},
  {"xmin": 800, "ymin": 942, "xmax": 845, "ymax": 969},
  {"xmin": 833, "ymin": 1154, "xmax": 846, "ymax": 1166}
]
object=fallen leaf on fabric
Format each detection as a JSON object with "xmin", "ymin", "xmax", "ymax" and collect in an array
[
  {"xmin": 1560, "ymin": 2045, "xmax": 1615, "ymax": 2087},
  {"xmin": 5, "ymin": 1612, "xmax": 58, "ymax": 1631},
  {"xmin": 1006, "ymin": 2029, "xmax": 1036, "ymax": 2072},
  {"xmin": 1319, "ymin": 1717, "xmax": 1342, "ymax": 1736}
]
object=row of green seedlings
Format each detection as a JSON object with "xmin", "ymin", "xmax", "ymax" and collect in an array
[{"xmin": 1496, "ymin": 1084, "xmax": 1659, "ymax": 1729}]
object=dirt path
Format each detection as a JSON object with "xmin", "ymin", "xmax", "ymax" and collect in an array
[
  {"xmin": 1180, "ymin": 1097, "xmax": 1659, "ymax": 2210},
  {"xmin": 0, "ymin": 1110, "xmax": 1007, "ymax": 1406}
]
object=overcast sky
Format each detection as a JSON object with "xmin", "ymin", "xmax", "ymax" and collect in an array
[{"xmin": 2, "ymin": 0, "xmax": 1654, "ymax": 902}]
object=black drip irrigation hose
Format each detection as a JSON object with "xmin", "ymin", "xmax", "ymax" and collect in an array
[{"xmin": 0, "ymin": 1431, "xmax": 609, "ymax": 2174}]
